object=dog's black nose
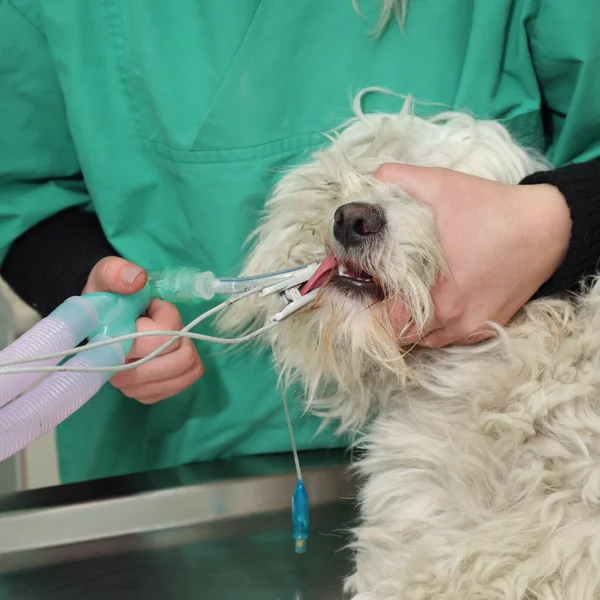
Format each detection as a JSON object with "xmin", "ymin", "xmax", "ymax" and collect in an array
[{"xmin": 333, "ymin": 202, "xmax": 385, "ymax": 248}]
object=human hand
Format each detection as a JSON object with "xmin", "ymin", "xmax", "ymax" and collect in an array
[
  {"xmin": 375, "ymin": 163, "xmax": 572, "ymax": 348},
  {"xmin": 82, "ymin": 257, "xmax": 204, "ymax": 403}
]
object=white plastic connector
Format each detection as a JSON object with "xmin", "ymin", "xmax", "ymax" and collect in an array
[
  {"xmin": 258, "ymin": 263, "xmax": 319, "ymax": 298},
  {"xmin": 270, "ymin": 289, "xmax": 319, "ymax": 322}
]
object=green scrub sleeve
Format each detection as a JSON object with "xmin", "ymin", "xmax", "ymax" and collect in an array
[
  {"xmin": 525, "ymin": 0, "xmax": 600, "ymax": 167},
  {"xmin": 521, "ymin": 0, "xmax": 600, "ymax": 297},
  {"xmin": 0, "ymin": 1, "xmax": 112, "ymax": 315}
]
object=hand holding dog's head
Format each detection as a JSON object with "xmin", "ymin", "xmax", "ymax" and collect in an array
[{"xmin": 375, "ymin": 163, "xmax": 571, "ymax": 349}]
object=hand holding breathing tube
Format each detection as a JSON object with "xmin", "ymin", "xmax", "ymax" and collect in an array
[
  {"xmin": 82, "ymin": 257, "xmax": 205, "ymax": 404},
  {"xmin": 0, "ymin": 257, "xmax": 320, "ymax": 551}
]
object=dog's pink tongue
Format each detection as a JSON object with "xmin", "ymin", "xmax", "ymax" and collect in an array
[{"xmin": 300, "ymin": 254, "xmax": 338, "ymax": 295}]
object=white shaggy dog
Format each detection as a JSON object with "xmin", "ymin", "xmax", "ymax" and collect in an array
[{"xmin": 219, "ymin": 90, "xmax": 600, "ymax": 599}]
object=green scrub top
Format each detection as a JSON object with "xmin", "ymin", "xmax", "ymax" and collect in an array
[{"xmin": 1, "ymin": 0, "xmax": 599, "ymax": 484}]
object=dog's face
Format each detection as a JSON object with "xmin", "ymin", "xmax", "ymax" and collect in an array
[{"xmin": 218, "ymin": 100, "xmax": 547, "ymax": 428}]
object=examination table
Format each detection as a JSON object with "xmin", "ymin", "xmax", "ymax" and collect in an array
[{"xmin": 0, "ymin": 450, "xmax": 356, "ymax": 599}]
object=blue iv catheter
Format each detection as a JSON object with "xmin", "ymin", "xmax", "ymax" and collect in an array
[{"xmin": 0, "ymin": 262, "xmax": 319, "ymax": 553}]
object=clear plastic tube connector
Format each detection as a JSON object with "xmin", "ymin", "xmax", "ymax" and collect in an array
[
  {"xmin": 147, "ymin": 264, "xmax": 319, "ymax": 304},
  {"xmin": 147, "ymin": 267, "xmax": 218, "ymax": 303}
]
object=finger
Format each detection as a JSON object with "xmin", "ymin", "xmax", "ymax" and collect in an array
[
  {"xmin": 111, "ymin": 338, "xmax": 202, "ymax": 389},
  {"xmin": 114, "ymin": 344, "xmax": 204, "ymax": 403},
  {"xmin": 396, "ymin": 321, "xmax": 422, "ymax": 346},
  {"xmin": 121, "ymin": 361, "xmax": 204, "ymax": 404},
  {"xmin": 375, "ymin": 162, "xmax": 432, "ymax": 189},
  {"xmin": 416, "ymin": 328, "xmax": 455, "ymax": 348},
  {"xmin": 84, "ymin": 257, "xmax": 147, "ymax": 295},
  {"xmin": 126, "ymin": 300, "xmax": 184, "ymax": 360},
  {"xmin": 387, "ymin": 298, "xmax": 420, "ymax": 342},
  {"xmin": 374, "ymin": 163, "xmax": 453, "ymax": 205},
  {"xmin": 462, "ymin": 326, "xmax": 496, "ymax": 345},
  {"xmin": 418, "ymin": 325, "xmax": 494, "ymax": 349},
  {"xmin": 147, "ymin": 298, "xmax": 184, "ymax": 327},
  {"xmin": 375, "ymin": 162, "xmax": 425, "ymax": 182},
  {"xmin": 393, "ymin": 309, "xmax": 446, "ymax": 346},
  {"xmin": 125, "ymin": 317, "xmax": 181, "ymax": 360}
]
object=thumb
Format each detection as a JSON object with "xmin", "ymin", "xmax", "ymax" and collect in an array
[
  {"xmin": 374, "ymin": 162, "xmax": 446, "ymax": 199},
  {"xmin": 83, "ymin": 257, "xmax": 147, "ymax": 295}
]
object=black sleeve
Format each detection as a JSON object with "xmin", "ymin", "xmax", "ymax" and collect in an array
[
  {"xmin": 520, "ymin": 157, "xmax": 600, "ymax": 298},
  {"xmin": 0, "ymin": 208, "xmax": 118, "ymax": 317}
]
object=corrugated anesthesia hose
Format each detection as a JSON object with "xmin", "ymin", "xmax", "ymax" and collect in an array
[{"xmin": 0, "ymin": 289, "xmax": 151, "ymax": 462}]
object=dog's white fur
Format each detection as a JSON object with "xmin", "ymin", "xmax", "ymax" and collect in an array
[{"xmin": 218, "ymin": 90, "xmax": 600, "ymax": 599}]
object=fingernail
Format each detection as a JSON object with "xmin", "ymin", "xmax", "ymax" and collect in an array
[{"xmin": 121, "ymin": 266, "xmax": 143, "ymax": 285}]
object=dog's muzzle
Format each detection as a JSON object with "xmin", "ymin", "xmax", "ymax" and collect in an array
[{"xmin": 333, "ymin": 202, "xmax": 385, "ymax": 249}]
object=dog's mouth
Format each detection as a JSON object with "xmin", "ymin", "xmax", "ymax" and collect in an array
[{"xmin": 300, "ymin": 254, "xmax": 382, "ymax": 298}]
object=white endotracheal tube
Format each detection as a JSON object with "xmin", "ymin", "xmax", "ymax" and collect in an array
[{"xmin": 0, "ymin": 262, "xmax": 319, "ymax": 553}]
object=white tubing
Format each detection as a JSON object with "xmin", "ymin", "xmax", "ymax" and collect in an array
[
  {"xmin": 0, "ymin": 297, "xmax": 98, "ymax": 407},
  {"xmin": 0, "ymin": 338, "xmax": 123, "ymax": 462}
]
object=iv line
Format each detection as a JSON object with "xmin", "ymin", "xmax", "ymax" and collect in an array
[
  {"xmin": 0, "ymin": 325, "xmax": 278, "ymax": 374},
  {"xmin": 281, "ymin": 381, "xmax": 309, "ymax": 554},
  {"xmin": 0, "ymin": 283, "xmax": 277, "ymax": 375},
  {"xmin": 281, "ymin": 384, "xmax": 302, "ymax": 481}
]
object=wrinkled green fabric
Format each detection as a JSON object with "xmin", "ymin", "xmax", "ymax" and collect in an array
[{"xmin": 0, "ymin": 0, "xmax": 599, "ymax": 483}]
